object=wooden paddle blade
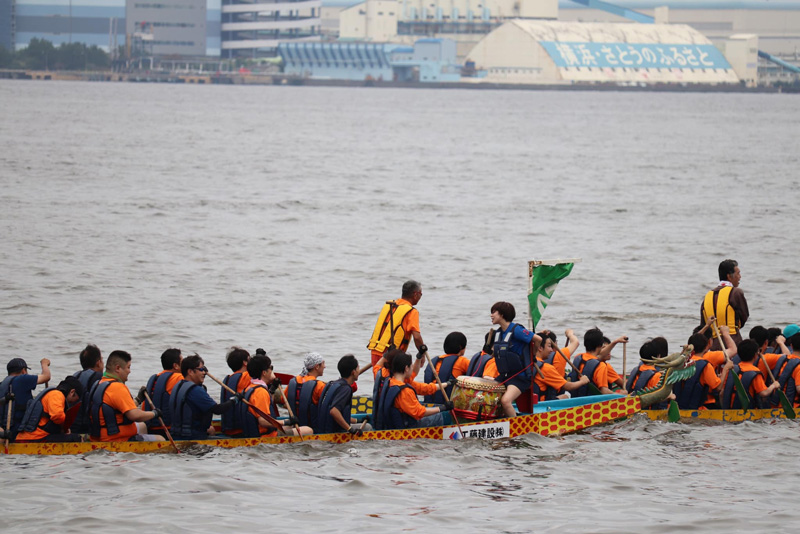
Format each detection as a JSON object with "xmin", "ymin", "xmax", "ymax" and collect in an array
[
  {"xmin": 730, "ymin": 371, "xmax": 750, "ymax": 411},
  {"xmin": 667, "ymin": 400, "xmax": 681, "ymax": 423},
  {"xmin": 778, "ymin": 390, "xmax": 796, "ymax": 419}
]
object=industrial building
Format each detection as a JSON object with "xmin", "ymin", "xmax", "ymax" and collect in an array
[
  {"xmin": 465, "ymin": 20, "xmax": 739, "ymax": 85},
  {"xmin": 126, "ymin": 0, "xmax": 221, "ymax": 57},
  {"xmin": 220, "ymin": 0, "xmax": 321, "ymax": 58},
  {"xmin": 279, "ymin": 37, "xmax": 460, "ymax": 81}
]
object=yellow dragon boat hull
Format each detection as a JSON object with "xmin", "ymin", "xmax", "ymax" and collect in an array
[
  {"xmin": 644, "ymin": 408, "xmax": 790, "ymax": 422},
  {"xmin": 5, "ymin": 396, "xmax": 641, "ymax": 456}
]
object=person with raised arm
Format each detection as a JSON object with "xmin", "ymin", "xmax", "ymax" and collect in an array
[
  {"xmin": 673, "ymin": 331, "xmax": 735, "ymax": 410},
  {"xmin": 0, "ymin": 357, "xmax": 51, "ymax": 437},
  {"xmin": 533, "ymin": 331, "xmax": 589, "ymax": 400},
  {"xmin": 722, "ymin": 340, "xmax": 780, "ymax": 409},
  {"xmin": 569, "ymin": 328, "xmax": 616, "ymax": 397}
]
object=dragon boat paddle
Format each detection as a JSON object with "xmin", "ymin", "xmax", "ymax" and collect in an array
[
  {"xmin": 709, "ymin": 322, "xmax": 750, "ymax": 410},
  {"xmin": 141, "ymin": 389, "xmax": 180, "ymax": 454},
  {"xmin": 553, "ymin": 345, "xmax": 602, "ymax": 396},
  {"xmin": 3, "ymin": 385, "xmax": 12, "ymax": 454},
  {"xmin": 422, "ymin": 351, "xmax": 466, "ymax": 439},
  {"xmin": 206, "ymin": 372, "xmax": 286, "ymax": 436},
  {"xmin": 759, "ymin": 351, "xmax": 796, "ymax": 419}
]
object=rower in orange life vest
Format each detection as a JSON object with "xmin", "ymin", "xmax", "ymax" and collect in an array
[
  {"xmin": 142, "ymin": 348, "xmax": 183, "ymax": 437},
  {"xmin": 377, "ymin": 352, "xmax": 452, "ymax": 430},
  {"xmin": 422, "ymin": 332, "xmax": 471, "ymax": 404},
  {"xmin": 283, "ymin": 352, "xmax": 327, "ymax": 429},
  {"xmin": 569, "ymin": 328, "xmax": 625, "ymax": 397},
  {"xmin": 236, "ymin": 354, "xmax": 311, "ymax": 437},
  {"xmin": 722, "ymin": 339, "xmax": 780, "ymax": 409},
  {"xmin": 540, "ymin": 329, "xmax": 580, "ymax": 378},
  {"xmin": 87, "ymin": 351, "xmax": 165, "ymax": 442},
  {"xmin": 14, "ymin": 376, "xmax": 84, "ymax": 443},
  {"xmin": 750, "ymin": 325, "xmax": 790, "ymax": 383},
  {"xmin": 367, "ymin": 280, "xmax": 426, "ymax": 367},
  {"xmin": 220, "ymin": 347, "xmax": 253, "ymax": 436},
  {"xmin": 371, "ymin": 348, "xmax": 439, "ymax": 430},
  {"xmin": 533, "ymin": 331, "xmax": 589, "ymax": 400},
  {"xmin": 625, "ymin": 340, "xmax": 664, "ymax": 394},
  {"xmin": 769, "ymin": 325, "xmax": 800, "ymax": 408},
  {"xmin": 466, "ymin": 329, "xmax": 495, "ymax": 377},
  {"xmin": 701, "ymin": 259, "xmax": 749, "ymax": 350},
  {"xmin": 598, "ymin": 335, "xmax": 629, "ymax": 392},
  {"xmin": 70, "ymin": 344, "xmax": 103, "ymax": 435},
  {"xmin": 487, "ymin": 301, "xmax": 542, "ymax": 418}
]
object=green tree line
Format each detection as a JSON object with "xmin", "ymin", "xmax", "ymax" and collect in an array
[{"xmin": 0, "ymin": 38, "xmax": 110, "ymax": 70}]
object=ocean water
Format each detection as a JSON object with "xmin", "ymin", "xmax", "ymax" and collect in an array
[{"xmin": 1, "ymin": 80, "xmax": 798, "ymax": 533}]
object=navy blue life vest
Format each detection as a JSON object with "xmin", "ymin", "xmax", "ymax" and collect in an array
[
  {"xmin": 722, "ymin": 365, "xmax": 764, "ymax": 409},
  {"xmin": 423, "ymin": 355, "xmax": 458, "ymax": 404},
  {"xmin": 377, "ymin": 382, "xmax": 415, "ymax": 431},
  {"xmin": 220, "ymin": 372, "xmax": 268, "ymax": 434},
  {"xmin": 775, "ymin": 357, "xmax": 800, "ymax": 406},
  {"xmin": 70, "ymin": 369, "xmax": 101, "ymax": 434},
  {"xmin": 568, "ymin": 355, "xmax": 602, "ymax": 398},
  {"xmin": 17, "ymin": 388, "xmax": 64, "ymax": 435},
  {"xmin": 492, "ymin": 324, "xmax": 531, "ymax": 379},
  {"xmin": 467, "ymin": 352, "xmax": 493, "ymax": 377},
  {"xmin": 144, "ymin": 371, "xmax": 175, "ymax": 428},
  {"xmin": 371, "ymin": 372, "xmax": 390, "ymax": 431},
  {"xmin": 0, "ymin": 376, "xmax": 27, "ymax": 431},
  {"xmin": 673, "ymin": 359, "xmax": 711, "ymax": 410},
  {"xmin": 625, "ymin": 363, "xmax": 656, "ymax": 393},
  {"xmin": 286, "ymin": 377, "xmax": 320, "ymax": 428},
  {"xmin": 169, "ymin": 380, "xmax": 213, "ymax": 440},
  {"xmin": 88, "ymin": 380, "xmax": 132, "ymax": 438},
  {"xmin": 236, "ymin": 385, "xmax": 270, "ymax": 438},
  {"xmin": 315, "ymin": 379, "xmax": 352, "ymax": 434}
]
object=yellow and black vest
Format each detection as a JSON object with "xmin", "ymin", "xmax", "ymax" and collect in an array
[
  {"xmin": 366, "ymin": 301, "xmax": 414, "ymax": 353},
  {"xmin": 703, "ymin": 286, "xmax": 738, "ymax": 336}
]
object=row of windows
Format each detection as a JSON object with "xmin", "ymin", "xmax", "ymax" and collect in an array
[
  {"xmin": 135, "ymin": 21, "xmax": 196, "ymax": 28},
  {"xmin": 151, "ymin": 40, "xmax": 196, "ymax": 45},
  {"xmin": 134, "ymin": 3, "xmax": 197, "ymax": 9}
]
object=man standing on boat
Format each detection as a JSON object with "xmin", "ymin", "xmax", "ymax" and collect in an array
[
  {"xmin": 701, "ymin": 259, "xmax": 749, "ymax": 350},
  {"xmin": 367, "ymin": 280, "xmax": 426, "ymax": 367}
]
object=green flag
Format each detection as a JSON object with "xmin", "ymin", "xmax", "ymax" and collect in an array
[{"xmin": 527, "ymin": 261, "xmax": 576, "ymax": 329}]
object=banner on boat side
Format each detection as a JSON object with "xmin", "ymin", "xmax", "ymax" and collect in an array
[
  {"xmin": 528, "ymin": 260, "xmax": 578, "ymax": 330},
  {"xmin": 539, "ymin": 42, "xmax": 732, "ymax": 71},
  {"xmin": 443, "ymin": 420, "xmax": 510, "ymax": 440}
]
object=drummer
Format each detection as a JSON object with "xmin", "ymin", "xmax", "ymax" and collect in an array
[{"xmin": 487, "ymin": 302, "xmax": 542, "ymax": 418}]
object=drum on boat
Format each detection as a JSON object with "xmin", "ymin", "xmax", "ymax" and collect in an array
[{"xmin": 451, "ymin": 376, "xmax": 506, "ymax": 420}]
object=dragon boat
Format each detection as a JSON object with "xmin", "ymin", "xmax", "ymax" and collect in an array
[
  {"xmin": 3, "ymin": 348, "xmax": 691, "ymax": 456},
  {"xmin": 6, "ymin": 394, "xmax": 644, "ymax": 456}
]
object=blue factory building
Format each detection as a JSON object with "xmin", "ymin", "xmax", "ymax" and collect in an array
[{"xmin": 278, "ymin": 37, "xmax": 460, "ymax": 82}]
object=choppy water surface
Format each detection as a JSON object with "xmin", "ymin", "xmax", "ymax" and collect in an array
[{"xmin": 1, "ymin": 80, "xmax": 799, "ymax": 533}]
